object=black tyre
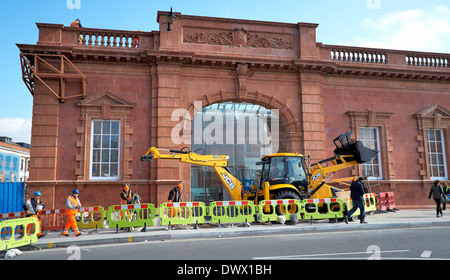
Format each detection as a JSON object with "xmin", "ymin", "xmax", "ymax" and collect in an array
[{"xmin": 274, "ymin": 190, "xmax": 301, "ymax": 215}]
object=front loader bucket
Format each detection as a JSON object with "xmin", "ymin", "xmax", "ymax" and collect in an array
[{"xmin": 333, "ymin": 132, "xmax": 378, "ymax": 163}]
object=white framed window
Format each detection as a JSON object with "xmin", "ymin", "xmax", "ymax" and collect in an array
[
  {"xmin": 359, "ymin": 127, "xmax": 382, "ymax": 179},
  {"xmin": 426, "ymin": 129, "xmax": 448, "ymax": 180},
  {"xmin": 90, "ymin": 120, "xmax": 120, "ymax": 180}
]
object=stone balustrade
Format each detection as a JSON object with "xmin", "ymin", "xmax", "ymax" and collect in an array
[
  {"xmin": 322, "ymin": 44, "xmax": 450, "ymax": 70},
  {"xmin": 78, "ymin": 31, "xmax": 140, "ymax": 48},
  {"xmin": 406, "ymin": 54, "xmax": 449, "ymax": 68},
  {"xmin": 330, "ymin": 48, "xmax": 387, "ymax": 64},
  {"xmin": 35, "ymin": 23, "xmax": 154, "ymax": 50}
]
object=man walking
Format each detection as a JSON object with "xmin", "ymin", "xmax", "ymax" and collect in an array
[
  {"xmin": 63, "ymin": 189, "xmax": 82, "ymax": 237},
  {"xmin": 345, "ymin": 177, "xmax": 368, "ymax": 224},
  {"xmin": 428, "ymin": 180, "xmax": 444, "ymax": 217}
]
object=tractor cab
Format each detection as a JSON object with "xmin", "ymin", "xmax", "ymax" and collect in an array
[{"xmin": 258, "ymin": 153, "xmax": 309, "ymax": 194}]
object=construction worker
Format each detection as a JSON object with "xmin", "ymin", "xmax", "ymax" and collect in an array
[
  {"xmin": 23, "ymin": 191, "xmax": 46, "ymax": 238},
  {"xmin": 120, "ymin": 184, "xmax": 133, "ymax": 220},
  {"xmin": 63, "ymin": 189, "xmax": 82, "ymax": 237},
  {"xmin": 168, "ymin": 183, "xmax": 183, "ymax": 218},
  {"xmin": 168, "ymin": 183, "xmax": 183, "ymax": 202},
  {"xmin": 70, "ymin": 18, "xmax": 82, "ymax": 28},
  {"xmin": 133, "ymin": 30, "xmax": 141, "ymax": 48},
  {"xmin": 120, "ymin": 184, "xmax": 134, "ymax": 205}
]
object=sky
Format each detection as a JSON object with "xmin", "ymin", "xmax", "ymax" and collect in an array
[{"xmin": 1, "ymin": 0, "xmax": 450, "ymax": 144}]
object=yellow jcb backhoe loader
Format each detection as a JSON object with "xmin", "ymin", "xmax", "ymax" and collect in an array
[{"xmin": 141, "ymin": 132, "xmax": 378, "ymax": 213}]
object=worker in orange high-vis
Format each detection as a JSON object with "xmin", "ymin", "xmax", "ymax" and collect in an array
[
  {"xmin": 63, "ymin": 189, "xmax": 82, "ymax": 237},
  {"xmin": 168, "ymin": 183, "xmax": 183, "ymax": 218},
  {"xmin": 168, "ymin": 183, "xmax": 183, "ymax": 203},
  {"xmin": 120, "ymin": 184, "xmax": 133, "ymax": 220},
  {"xmin": 120, "ymin": 184, "xmax": 133, "ymax": 205},
  {"xmin": 70, "ymin": 18, "xmax": 82, "ymax": 28}
]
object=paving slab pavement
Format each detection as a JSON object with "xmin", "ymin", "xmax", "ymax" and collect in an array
[{"xmin": 30, "ymin": 209, "xmax": 450, "ymax": 251}]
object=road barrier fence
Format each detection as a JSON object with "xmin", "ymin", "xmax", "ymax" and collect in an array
[
  {"xmin": 106, "ymin": 203, "xmax": 156, "ymax": 231},
  {"xmin": 0, "ymin": 191, "xmax": 397, "ymax": 250},
  {"xmin": 208, "ymin": 200, "xmax": 255, "ymax": 224},
  {"xmin": 302, "ymin": 198, "xmax": 345, "ymax": 221},
  {"xmin": 0, "ymin": 217, "xmax": 39, "ymax": 251},
  {"xmin": 159, "ymin": 202, "xmax": 206, "ymax": 228}
]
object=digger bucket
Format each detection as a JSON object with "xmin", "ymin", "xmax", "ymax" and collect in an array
[{"xmin": 333, "ymin": 132, "xmax": 378, "ymax": 163}]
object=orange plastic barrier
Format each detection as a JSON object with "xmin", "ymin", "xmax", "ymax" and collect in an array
[
  {"xmin": 386, "ymin": 192, "xmax": 398, "ymax": 211},
  {"xmin": 39, "ymin": 208, "xmax": 66, "ymax": 231},
  {"xmin": 377, "ymin": 192, "xmax": 388, "ymax": 211}
]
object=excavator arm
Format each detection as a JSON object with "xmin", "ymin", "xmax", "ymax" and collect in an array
[
  {"xmin": 306, "ymin": 131, "xmax": 378, "ymax": 198},
  {"xmin": 141, "ymin": 147, "xmax": 243, "ymax": 200}
]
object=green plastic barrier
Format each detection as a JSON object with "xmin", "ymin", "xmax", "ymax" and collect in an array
[
  {"xmin": 0, "ymin": 217, "xmax": 39, "ymax": 251},
  {"xmin": 106, "ymin": 203, "xmax": 155, "ymax": 229},
  {"xmin": 302, "ymin": 198, "xmax": 345, "ymax": 220},
  {"xmin": 364, "ymin": 193, "xmax": 377, "ymax": 213},
  {"xmin": 159, "ymin": 202, "xmax": 206, "ymax": 226},
  {"xmin": 209, "ymin": 200, "xmax": 255, "ymax": 224},
  {"xmin": 346, "ymin": 193, "xmax": 377, "ymax": 217},
  {"xmin": 256, "ymin": 199, "xmax": 303, "ymax": 223},
  {"xmin": 77, "ymin": 206, "xmax": 105, "ymax": 229}
]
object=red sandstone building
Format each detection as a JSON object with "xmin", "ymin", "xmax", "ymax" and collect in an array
[{"xmin": 17, "ymin": 11, "xmax": 449, "ymax": 209}]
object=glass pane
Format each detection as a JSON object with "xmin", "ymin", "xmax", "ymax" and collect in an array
[
  {"xmin": 102, "ymin": 150, "xmax": 110, "ymax": 162},
  {"xmin": 93, "ymin": 121, "xmax": 101, "ymax": 134},
  {"xmin": 101, "ymin": 164, "xmax": 109, "ymax": 177},
  {"xmin": 93, "ymin": 135, "xmax": 101, "ymax": 149},
  {"xmin": 92, "ymin": 149, "xmax": 100, "ymax": 162},
  {"xmin": 435, "ymin": 130, "xmax": 442, "ymax": 141},
  {"xmin": 427, "ymin": 130, "xmax": 436, "ymax": 141},
  {"xmin": 111, "ymin": 121, "xmax": 119, "ymax": 135},
  {"xmin": 92, "ymin": 163, "xmax": 100, "ymax": 177},
  {"xmin": 102, "ymin": 135, "xmax": 110, "ymax": 148},
  {"xmin": 111, "ymin": 135, "xmax": 119, "ymax": 149},
  {"xmin": 111, "ymin": 150, "xmax": 119, "ymax": 162},
  {"xmin": 102, "ymin": 121, "xmax": 111, "ymax": 134},
  {"xmin": 110, "ymin": 164, "xmax": 118, "ymax": 177}
]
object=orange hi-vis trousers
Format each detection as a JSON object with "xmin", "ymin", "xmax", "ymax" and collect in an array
[
  {"xmin": 26, "ymin": 214, "xmax": 42, "ymax": 237},
  {"xmin": 63, "ymin": 215, "xmax": 80, "ymax": 236}
]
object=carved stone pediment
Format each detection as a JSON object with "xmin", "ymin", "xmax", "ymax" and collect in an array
[
  {"xmin": 415, "ymin": 104, "xmax": 450, "ymax": 118},
  {"xmin": 183, "ymin": 27, "xmax": 293, "ymax": 50},
  {"xmin": 78, "ymin": 90, "xmax": 135, "ymax": 108}
]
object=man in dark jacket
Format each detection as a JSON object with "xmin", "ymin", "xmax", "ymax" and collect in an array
[
  {"xmin": 168, "ymin": 183, "xmax": 183, "ymax": 202},
  {"xmin": 345, "ymin": 177, "xmax": 367, "ymax": 224},
  {"xmin": 429, "ymin": 180, "xmax": 444, "ymax": 217}
]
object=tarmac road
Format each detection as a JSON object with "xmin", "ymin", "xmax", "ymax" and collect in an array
[
  {"xmin": 7, "ymin": 209, "xmax": 450, "ymax": 261},
  {"xmin": 10, "ymin": 225, "xmax": 450, "ymax": 261},
  {"xmin": 7, "ymin": 209, "xmax": 450, "ymax": 260}
]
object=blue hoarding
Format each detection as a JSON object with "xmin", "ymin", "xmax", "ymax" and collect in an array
[{"xmin": 0, "ymin": 182, "xmax": 25, "ymax": 214}]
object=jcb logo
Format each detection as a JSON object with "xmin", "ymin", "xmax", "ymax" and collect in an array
[
  {"xmin": 311, "ymin": 173, "xmax": 322, "ymax": 181},
  {"xmin": 222, "ymin": 173, "xmax": 236, "ymax": 190}
]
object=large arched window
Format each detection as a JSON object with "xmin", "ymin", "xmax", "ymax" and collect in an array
[{"xmin": 190, "ymin": 102, "xmax": 280, "ymax": 202}]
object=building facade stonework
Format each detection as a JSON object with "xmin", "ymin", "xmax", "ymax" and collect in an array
[{"xmin": 17, "ymin": 11, "xmax": 450, "ymax": 209}]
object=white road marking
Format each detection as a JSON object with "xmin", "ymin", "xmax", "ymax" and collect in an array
[
  {"xmin": 253, "ymin": 249, "xmax": 410, "ymax": 260},
  {"xmin": 421, "ymin": 251, "xmax": 432, "ymax": 258}
]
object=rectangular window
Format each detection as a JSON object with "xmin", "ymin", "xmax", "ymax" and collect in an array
[
  {"xmin": 427, "ymin": 129, "xmax": 448, "ymax": 180},
  {"xmin": 90, "ymin": 120, "xmax": 120, "ymax": 180},
  {"xmin": 359, "ymin": 127, "xmax": 382, "ymax": 179}
]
